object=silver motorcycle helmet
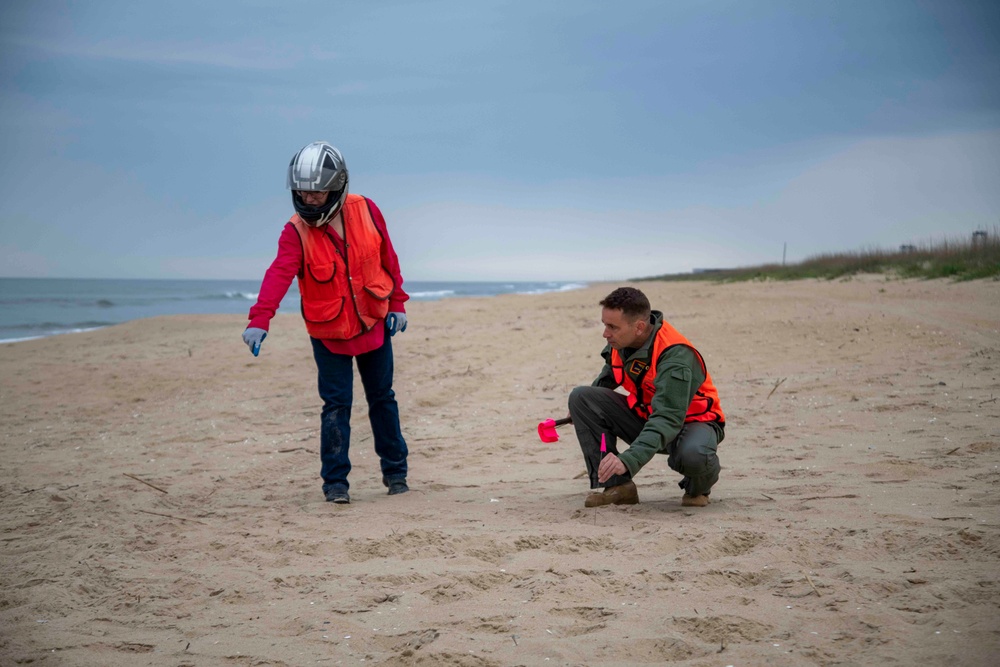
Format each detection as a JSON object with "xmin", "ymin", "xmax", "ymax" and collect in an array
[{"xmin": 287, "ymin": 142, "xmax": 349, "ymax": 227}]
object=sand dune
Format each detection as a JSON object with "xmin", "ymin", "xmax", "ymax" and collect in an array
[{"xmin": 2, "ymin": 276, "xmax": 998, "ymax": 666}]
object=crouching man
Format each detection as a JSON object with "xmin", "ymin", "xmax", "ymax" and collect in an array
[{"xmin": 569, "ymin": 287, "xmax": 725, "ymax": 508}]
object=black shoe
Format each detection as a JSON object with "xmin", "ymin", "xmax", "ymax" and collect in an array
[
  {"xmin": 383, "ymin": 476, "xmax": 409, "ymax": 495},
  {"xmin": 325, "ymin": 489, "xmax": 350, "ymax": 504}
]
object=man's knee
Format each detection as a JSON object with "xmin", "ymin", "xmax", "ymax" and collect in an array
[
  {"xmin": 676, "ymin": 447, "xmax": 717, "ymax": 476},
  {"xmin": 674, "ymin": 425, "xmax": 719, "ymax": 475},
  {"xmin": 568, "ymin": 385, "xmax": 592, "ymax": 413}
]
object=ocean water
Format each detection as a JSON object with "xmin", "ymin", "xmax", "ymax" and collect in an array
[{"xmin": 0, "ymin": 278, "xmax": 586, "ymax": 343}]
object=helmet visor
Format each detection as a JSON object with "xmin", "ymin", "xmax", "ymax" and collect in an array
[{"xmin": 295, "ymin": 190, "xmax": 331, "ymax": 205}]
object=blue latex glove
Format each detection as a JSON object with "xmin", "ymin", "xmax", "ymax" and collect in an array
[
  {"xmin": 242, "ymin": 327, "xmax": 267, "ymax": 356},
  {"xmin": 385, "ymin": 312, "xmax": 407, "ymax": 336}
]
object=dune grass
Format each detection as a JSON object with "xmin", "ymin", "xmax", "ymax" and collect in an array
[{"xmin": 635, "ymin": 227, "xmax": 1000, "ymax": 283}]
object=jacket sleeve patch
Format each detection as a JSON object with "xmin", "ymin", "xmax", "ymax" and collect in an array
[{"xmin": 669, "ymin": 367, "xmax": 692, "ymax": 382}]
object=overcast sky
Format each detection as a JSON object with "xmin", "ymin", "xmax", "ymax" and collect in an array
[{"xmin": 1, "ymin": 1, "xmax": 998, "ymax": 281}]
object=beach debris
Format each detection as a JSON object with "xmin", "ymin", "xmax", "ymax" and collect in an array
[
  {"xmin": 803, "ymin": 572, "xmax": 822, "ymax": 597},
  {"xmin": 135, "ymin": 509, "xmax": 206, "ymax": 525},
  {"xmin": 766, "ymin": 377, "xmax": 787, "ymax": 400},
  {"xmin": 123, "ymin": 472, "xmax": 168, "ymax": 494},
  {"xmin": 800, "ymin": 494, "xmax": 858, "ymax": 501}
]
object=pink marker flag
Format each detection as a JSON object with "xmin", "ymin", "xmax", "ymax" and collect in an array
[{"xmin": 600, "ymin": 433, "xmax": 606, "ymax": 453}]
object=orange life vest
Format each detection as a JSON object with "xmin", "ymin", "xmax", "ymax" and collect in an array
[
  {"xmin": 611, "ymin": 320, "xmax": 725, "ymax": 424},
  {"xmin": 290, "ymin": 194, "xmax": 395, "ymax": 340}
]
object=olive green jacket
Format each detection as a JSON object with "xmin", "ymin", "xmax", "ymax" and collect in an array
[{"xmin": 593, "ymin": 311, "xmax": 725, "ymax": 476}]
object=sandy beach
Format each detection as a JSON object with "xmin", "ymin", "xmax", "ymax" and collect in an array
[{"xmin": 1, "ymin": 276, "xmax": 998, "ymax": 666}]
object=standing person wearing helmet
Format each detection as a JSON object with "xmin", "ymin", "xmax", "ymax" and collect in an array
[{"xmin": 242, "ymin": 141, "xmax": 410, "ymax": 504}]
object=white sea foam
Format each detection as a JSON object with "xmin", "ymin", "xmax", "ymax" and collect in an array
[
  {"xmin": 516, "ymin": 282, "xmax": 587, "ymax": 295},
  {"xmin": 0, "ymin": 335, "xmax": 45, "ymax": 344},
  {"xmin": 409, "ymin": 290, "xmax": 456, "ymax": 299},
  {"xmin": 222, "ymin": 291, "xmax": 259, "ymax": 300},
  {"xmin": 0, "ymin": 326, "xmax": 106, "ymax": 344}
]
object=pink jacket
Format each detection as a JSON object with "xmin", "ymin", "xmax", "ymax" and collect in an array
[{"xmin": 247, "ymin": 197, "xmax": 409, "ymax": 356}]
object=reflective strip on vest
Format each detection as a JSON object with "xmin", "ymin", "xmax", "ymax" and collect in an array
[{"xmin": 291, "ymin": 194, "xmax": 395, "ymax": 340}]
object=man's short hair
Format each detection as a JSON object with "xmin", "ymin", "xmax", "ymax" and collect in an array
[{"xmin": 600, "ymin": 287, "xmax": 651, "ymax": 322}]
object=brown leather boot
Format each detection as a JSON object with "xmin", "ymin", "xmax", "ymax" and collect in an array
[
  {"xmin": 681, "ymin": 493, "xmax": 710, "ymax": 507},
  {"xmin": 584, "ymin": 481, "xmax": 639, "ymax": 507}
]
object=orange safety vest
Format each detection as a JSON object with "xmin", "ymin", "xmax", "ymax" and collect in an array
[
  {"xmin": 611, "ymin": 320, "xmax": 725, "ymax": 425},
  {"xmin": 290, "ymin": 194, "xmax": 395, "ymax": 340}
]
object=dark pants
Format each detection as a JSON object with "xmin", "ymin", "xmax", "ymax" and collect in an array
[
  {"xmin": 311, "ymin": 336, "xmax": 408, "ymax": 494},
  {"xmin": 568, "ymin": 385, "xmax": 720, "ymax": 496}
]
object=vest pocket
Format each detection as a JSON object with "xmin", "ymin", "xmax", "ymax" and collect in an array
[
  {"xmin": 307, "ymin": 261, "xmax": 336, "ymax": 283},
  {"xmin": 687, "ymin": 393, "xmax": 712, "ymax": 418},
  {"xmin": 361, "ymin": 260, "xmax": 394, "ymax": 301},
  {"xmin": 363, "ymin": 283, "xmax": 392, "ymax": 300},
  {"xmin": 359, "ymin": 271, "xmax": 392, "ymax": 329},
  {"xmin": 302, "ymin": 296, "xmax": 345, "ymax": 324}
]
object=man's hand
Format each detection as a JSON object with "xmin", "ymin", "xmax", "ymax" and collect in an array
[
  {"xmin": 386, "ymin": 312, "xmax": 407, "ymax": 336},
  {"xmin": 597, "ymin": 453, "xmax": 627, "ymax": 484},
  {"xmin": 242, "ymin": 327, "xmax": 267, "ymax": 356}
]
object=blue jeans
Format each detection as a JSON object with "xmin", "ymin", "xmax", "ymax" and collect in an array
[{"xmin": 311, "ymin": 336, "xmax": 408, "ymax": 494}]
